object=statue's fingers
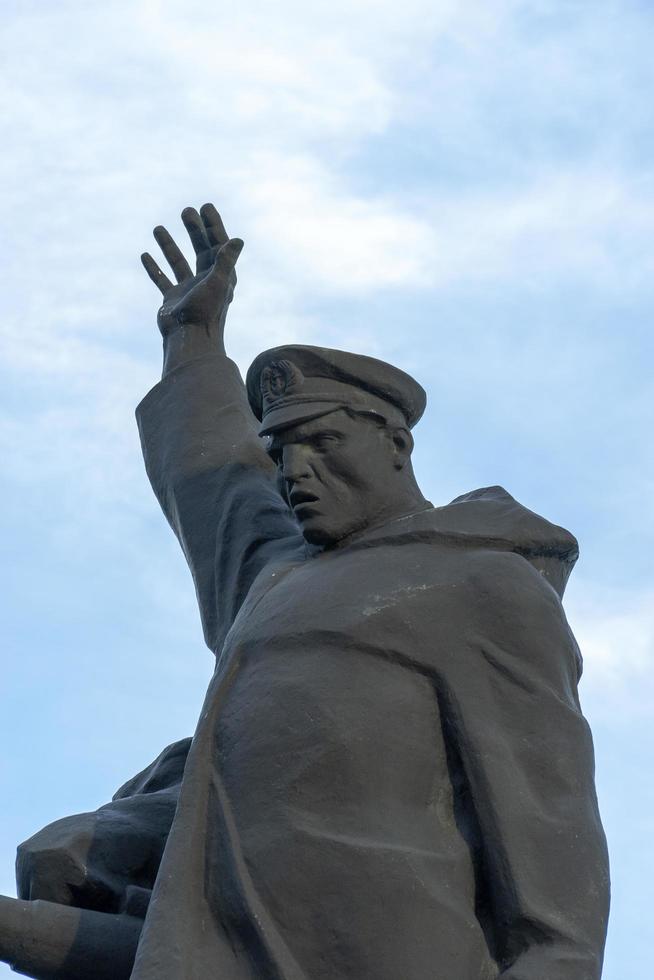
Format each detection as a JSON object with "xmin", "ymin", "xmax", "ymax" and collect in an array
[
  {"xmin": 141, "ymin": 252, "xmax": 173, "ymax": 294},
  {"xmin": 153, "ymin": 225, "xmax": 193, "ymax": 283},
  {"xmin": 200, "ymin": 203, "xmax": 229, "ymax": 248},
  {"xmin": 181, "ymin": 207, "xmax": 211, "ymax": 264}
]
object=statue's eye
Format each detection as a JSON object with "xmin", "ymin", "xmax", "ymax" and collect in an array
[{"xmin": 312, "ymin": 434, "xmax": 338, "ymax": 452}]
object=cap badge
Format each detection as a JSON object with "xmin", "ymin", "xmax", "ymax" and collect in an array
[{"xmin": 261, "ymin": 359, "xmax": 304, "ymax": 403}]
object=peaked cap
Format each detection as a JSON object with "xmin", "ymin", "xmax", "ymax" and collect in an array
[{"xmin": 246, "ymin": 345, "xmax": 427, "ymax": 436}]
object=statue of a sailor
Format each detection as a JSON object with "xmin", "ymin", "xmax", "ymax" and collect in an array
[{"xmin": 1, "ymin": 205, "xmax": 609, "ymax": 980}]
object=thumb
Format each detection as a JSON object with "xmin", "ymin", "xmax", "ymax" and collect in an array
[{"xmin": 210, "ymin": 238, "xmax": 244, "ymax": 280}]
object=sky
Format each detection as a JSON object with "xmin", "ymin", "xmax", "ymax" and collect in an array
[{"xmin": 0, "ymin": 0, "xmax": 652, "ymax": 976}]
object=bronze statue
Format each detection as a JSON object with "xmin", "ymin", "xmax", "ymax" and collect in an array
[{"xmin": 0, "ymin": 205, "xmax": 609, "ymax": 979}]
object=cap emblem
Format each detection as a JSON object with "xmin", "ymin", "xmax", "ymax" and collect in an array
[{"xmin": 261, "ymin": 359, "xmax": 304, "ymax": 404}]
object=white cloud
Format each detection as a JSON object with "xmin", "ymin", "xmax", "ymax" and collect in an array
[
  {"xmin": 241, "ymin": 160, "xmax": 654, "ymax": 294},
  {"xmin": 566, "ymin": 584, "xmax": 654, "ymax": 723},
  {"xmin": 427, "ymin": 169, "xmax": 654, "ymax": 288},
  {"xmin": 1, "ymin": 0, "xmax": 652, "ymax": 358},
  {"xmin": 136, "ymin": 0, "xmax": 396, "ymax": 140},
  {"xmin": 241, "ymin": 153, "xmax": 438, "ymax": 290},
  {"xmin": 1, "ymin": 0, "xmax": 652, "ymax": 584}
]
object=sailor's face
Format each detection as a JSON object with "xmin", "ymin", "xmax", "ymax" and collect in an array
[{"xmin": 267, "ymin": 410, "xmax": 398, "ymax": 547}]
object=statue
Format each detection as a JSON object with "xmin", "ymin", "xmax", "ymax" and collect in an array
[{"xmin": 0, "ymin": 204, "xmax": 610, "ymax": 979}]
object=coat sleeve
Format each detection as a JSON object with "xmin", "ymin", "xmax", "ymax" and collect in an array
[
  {"xmin": 439, "ymin": 551, "xmax": 610, "ymax": 980},
  {"xmin": 136, "ymin": 355, "xmax": 304, "ymax": 654}
]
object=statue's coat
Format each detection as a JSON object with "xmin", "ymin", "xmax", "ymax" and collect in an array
[{"xmin": 126, "ymin": 356, "xmax": 608, "ymax": 980}]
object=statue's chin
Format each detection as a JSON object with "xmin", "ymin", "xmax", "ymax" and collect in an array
[
  {"xmin": 300, "ymin": 523, "xmax": 338, "ymax": 547},
  {"xmin": 300, "ymin": 515, "xmax": 368, "ymax": 549}
]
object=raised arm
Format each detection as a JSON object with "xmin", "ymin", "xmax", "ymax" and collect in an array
[{"xmin": 138, "ymin": 204, "xmax": 303, "ymax": 654}]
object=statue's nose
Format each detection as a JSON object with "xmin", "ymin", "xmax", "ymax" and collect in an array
[{"xmin": 282, "ymin": 444, "xmax": 312, "ymax": 482}]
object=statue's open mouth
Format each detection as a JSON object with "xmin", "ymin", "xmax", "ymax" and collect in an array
[{"xmin": 290, "ymin": 491, "xmax": 319, "ymax": 509}]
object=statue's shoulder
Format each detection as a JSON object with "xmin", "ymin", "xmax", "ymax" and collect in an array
[
  {"xmin": 456, "ymin": 545, "xmax": 559, "ymax": 608},
  {"xmin": 431, "ymin": 485, "xmax": 578, "ymax": 599}
]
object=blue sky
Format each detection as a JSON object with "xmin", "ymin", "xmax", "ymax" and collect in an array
[{"xmin": 1, "ymin": 1, "xmax": 652, "ymax": 976}]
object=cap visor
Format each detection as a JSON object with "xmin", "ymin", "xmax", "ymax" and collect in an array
[{"xmin": 258, "ymin": 401, "xmax": 345, "ymax": 436}]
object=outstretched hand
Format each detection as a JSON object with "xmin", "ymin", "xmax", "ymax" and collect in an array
[{"xmin": 141, "ymin": 203, "xmax": 243, "ymax": 343}]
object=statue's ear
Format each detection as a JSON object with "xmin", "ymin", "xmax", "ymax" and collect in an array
[{"xmin": 390, "ymin": 426, "xmax": 414, "ymax": 469}]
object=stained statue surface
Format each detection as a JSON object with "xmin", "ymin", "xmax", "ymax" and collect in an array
[{"xmin": 0, "ymin": 205, "xmax": 610, "ymax": 980}]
